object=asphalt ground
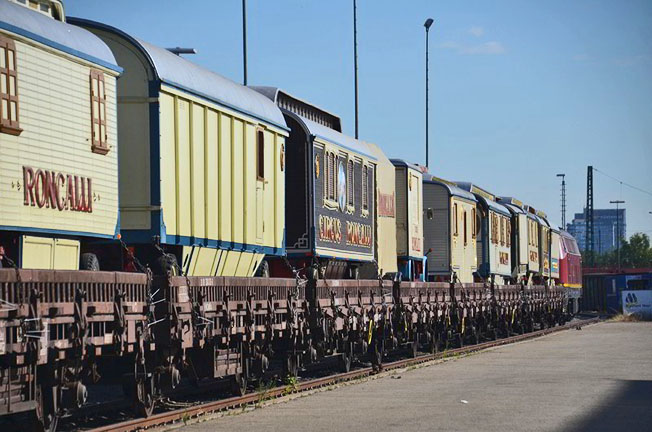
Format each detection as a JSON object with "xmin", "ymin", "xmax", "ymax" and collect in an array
[{"xmin": 173, "ymin": 321, "xmax": 652, "ymax": 432}]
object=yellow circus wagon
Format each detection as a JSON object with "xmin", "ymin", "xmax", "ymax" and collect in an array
[
  {"xmin": 73, "ymin": 20, "xmax": 288, "ymax": 277},
  {"xmin": 0, "ymin": 0, "xmax": 121, "ymax": 270},
  {"xmin": 390, "ymin": 160, "xmax": 425, "ymax": 281}
]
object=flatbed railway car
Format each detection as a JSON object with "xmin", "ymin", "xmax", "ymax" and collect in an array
[
  {"xmin": 0, "ymin": 0, "xmax": 121, "ymax": 271},
  {"xmin": 456, "ymin": 183, "xmax": 512, "ymax": 284},
  {"xmin": 252, "ymin": 87, "xmax": 376, "ymax": 279},
  {"xmin": 422, "ymin": 175, "xmax": 477, "ymax": 283},
  {"xmin": 73, "ymin": 20, "xmax": 288, "ymax": 277},
  {"xmin": 390, "ymin": 159, "xmax": 425, "ymax": 281}
]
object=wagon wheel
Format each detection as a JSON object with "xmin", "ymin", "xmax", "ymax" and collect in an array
[
  {"xmin": 283, "ymin": 353, "xmax": 300, "ymax": 378},
  {"xmin": 34, "ymin": 385, "xmax": 59, "ymax": 432},
  {"xmin": 134, "ymin": 377, "xmax": 155, "ymax": 418},
  {"xmin": 410, "ymin": 330, "xmax": 419, "ymax": 358},
  {"xmin": 455, "ymin": 333, "xmax": 463, "ymax": 349},
  {"xmin": 229, "ymin": 372, "xmax": 248, "ymax": 396},
  {"xmin": 339, "ymin": 340, "xmax": 354, "ymax": 373}
]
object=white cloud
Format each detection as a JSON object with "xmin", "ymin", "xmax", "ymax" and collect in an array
[
  {"xmin": 440, "ymin": 41, "xmax": 506, "ymax": 55},
  {"xmin": 469, "ymin": 26, "xmax": 484, "ymax": 37}
]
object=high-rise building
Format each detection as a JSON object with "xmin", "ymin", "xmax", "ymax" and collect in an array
[{"xmin": 567, "ymin": 208, "xmax": 626, "ymax": 253}]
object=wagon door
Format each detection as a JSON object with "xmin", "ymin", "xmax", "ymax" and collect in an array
[{"xmin": 256, "ymin": 128, "xmax": 265, "ymax": 242}]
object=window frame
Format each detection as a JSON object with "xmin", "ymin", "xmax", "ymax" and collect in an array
[
  {"xmin": 0, "ymin": 35, "xmax": 21, "ymax": 136},
  {"xmin": 256, "ymin": 126, "xmax": 265, "ymax": 181},
  {"xmin": 453, "ymin": 203, "xmax": 459, "ymax": 237},
  {"xmin": 90, "ymin": 69, "xmax": 109, "ymax": 154},
  {"xmin": 362, "ymin": 164, "xmax": 369, "ymax": 212},
  {"xmin": 346, "ymin": 158, "xmax": 354, "ymax": 210}
]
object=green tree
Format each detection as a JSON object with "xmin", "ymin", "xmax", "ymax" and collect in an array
[
  {"xmin": 620, "ymin": 233, "xmax": 652, "ymax": 268},
  {"xmin": 582, "ymin": 233, "xmax": 652, "ymax": 269}
]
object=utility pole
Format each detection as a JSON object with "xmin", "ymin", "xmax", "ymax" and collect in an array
[
  {"xmin": 353, "ymin": 0, "xmax": 359, "ymax": 139},
  {"xmin": 557, "ymin": 173, "xmax": 566, "ymax": 228},
  {"xmin": 242, "ymin": 0, "xmax": 247, "ymax": 85},
  {"xmin": 610, "ymin": 200, "xmax": 625, "ymax": 272},
  {"xmin": 424, "ymin": 18, "xmax": 434, "ymax": 169},
  {"xmin": 586, "ymin": 166, "xmax": 594, "ymax": 264}
]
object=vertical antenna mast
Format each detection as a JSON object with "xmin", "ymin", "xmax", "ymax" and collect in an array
[{"xmin": 557, "ymin": 173, "xmax": 566, "ymax": 228}]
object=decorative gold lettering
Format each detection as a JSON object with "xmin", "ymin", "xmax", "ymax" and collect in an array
[{"xmin": 23, "ymin": 166, "xmax": 35, "ymax": 206}]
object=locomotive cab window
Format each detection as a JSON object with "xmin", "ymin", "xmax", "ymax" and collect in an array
[
  {"xmin": 90, "ymin": 69, "xmax": 108, "ymax": 154},
  {"xmin": 0, "ymin": 35, "xmax": 21, "ymax": 135},
  {"xmin": 257, "ymin": 128, "xmax": 265, "ymax": 180}
]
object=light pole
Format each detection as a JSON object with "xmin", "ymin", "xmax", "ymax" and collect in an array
[
  {"xmin": 353, "ymin": 0, "xmax": 359, "ymax": 139},
  {"xmin": 242, "ymin": 0, "xmax": 247, "ymax": 85},
  {"xmin": 424, "ymin": 18, "xmax": 434, "ymax": 169},
  {"xmin": 610, "ymin": 200, "xmax": 625, "ymax": 271},
  {"xmin": 556, "ymin": 173, "xmax": 566, "ymax": 228}
]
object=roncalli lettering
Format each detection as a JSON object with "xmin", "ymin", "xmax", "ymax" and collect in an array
[{"xmin": 22, "ymin": 166, "xmax": 93, "ymax": 213}]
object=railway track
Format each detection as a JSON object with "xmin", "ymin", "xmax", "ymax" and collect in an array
[{"xmin": 80, "ymin": 316, "xmax": 600, "ymax": 432}]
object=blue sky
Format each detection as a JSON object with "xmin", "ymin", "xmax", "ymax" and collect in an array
[{"xmin": 65, "ymin": 0, "xmax": 652, "ymax": 237}]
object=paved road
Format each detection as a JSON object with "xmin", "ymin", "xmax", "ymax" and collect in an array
[{"xmin": 179, "ymin": 322, "xmax": 652, "ymax": 432}]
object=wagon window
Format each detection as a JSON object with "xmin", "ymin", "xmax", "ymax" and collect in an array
[
  {"xmin": 347, "ymin": 159, "xmax": 354, "ymax": 208},
  {"xmin": 362, "ymin": 165, "xmax": 369, "ymax": 211},
  {"xmin": 0, "ymin": 35, "xmax": 21, "ymax": 135},
  {"xmin": 330, "ymin": 152, "xmax": 336, "ymax": 201},
  {"xmin": 471, "ymin": 208, "xmax": 476, "ymax": 239},
  {"xmin": 506, "ymin": 218, "xmax": 511, "ymax": 247},
  {"xmin": 453, "ymin": 203, "xmax": 459, "ymax": 236},
  {"xmin": 463, "ymin": 211, "xmax": 468, "ymax": 245},
  {"xmin": 257, "ymin": 128, "xmax": 265, "ymax": 180},
  {"xmin": 90, "ymin": 69, "xmax": 108, "ymax": 154}
]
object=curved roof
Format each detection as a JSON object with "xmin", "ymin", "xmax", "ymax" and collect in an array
[
  {"xmin": 483, "ymin": 198, "xmax": 511, "ymax": 217},
  {"xmin": 298, "ymin": 115, "xmax": 376, "ymax": 160},
  {"xmin": 456, "ymin": 182, "xmax": 510, "ymax": 216},
  {"xmin": 423, "ymin": 174, "xmax": 477, "ymax": 202},
  {"xmin": 69, "ymin": 18, "xmax": 287, "ymax": 130},
  {"xmin": 498, "ymin": 201, "xmax": 525, "ymax": 218},
  {"xmin": 390, "ymin": 159, "xmax": 423, "ymax": 172},
  {"xmin": 251, "ymin": 86, "xmax": 375, "ymax": 159},
  {"xmin": 1, "ymin": 1, "xmax": 119, "ymax": 71}
]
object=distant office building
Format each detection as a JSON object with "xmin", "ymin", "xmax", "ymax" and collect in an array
[{"xmin": 566, "ymin": 208, "xmax": 626, "ymax": 253}]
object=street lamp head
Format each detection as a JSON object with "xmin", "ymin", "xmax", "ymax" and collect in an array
[
  {"xmin": 424, "ymin": 18, "xmax": 434, "ymax": 30},
  {"xmin": 556, "ymin": 173, "xmax": 565, "ymax": 177}
]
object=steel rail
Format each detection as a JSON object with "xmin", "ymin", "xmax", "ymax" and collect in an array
[{"xmin": 88, "ymin": 317, "xmax": 600, "ymax": 432}]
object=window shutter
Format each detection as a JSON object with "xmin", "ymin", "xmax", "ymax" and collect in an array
[
  {"xmin": 90, "ymin": 69, "xmax": 109, "ymax": 154},
  {"xmin": 0, "ymin": 36, "xmax": 21, "ymax": 135}
]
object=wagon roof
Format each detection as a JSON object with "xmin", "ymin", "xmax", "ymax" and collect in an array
[
  {"xmin": 389, "ymin": 159, "xmax": 423, "ymax": 173},
  {"xmin": 299, "ymin": 115, "xmax": 377, "ymax": 160},
  {"xmin": 423, "ymin": 174, "xmax": 477, "ymax": 202},
  {"xmin": 456, "ymin": 182, "xmax": 510, "ymax": 216},
  {"xmin": 1, "ymin": 1, "xmax": 120, "ymax": 72},
  {"xmin": 69, "ymin": 19, "xmax": 287, "ymax": 131},
  {"xmin": 252, "ymin": 86, "xmax": 376, "ymax": 160}
]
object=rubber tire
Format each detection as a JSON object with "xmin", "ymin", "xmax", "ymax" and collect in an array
[
  {"xmin": 255, "ymin": 260, "xmax": 270, "ymax": 278},
  {"xmin": 157, "ymin": 253, "xmax": 179, "ymax": 276},
  {"xmin": 80, "ymin": 253, "xmax": 100, "ymax": 271}
]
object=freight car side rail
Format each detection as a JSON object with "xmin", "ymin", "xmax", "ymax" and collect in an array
[
  {"xmin": 1, "ymin": 270, "xmax": 572, "ymax": 432},
  {"xmin": 0, "ymin": 269, "xmax": 152, "ymax": 431}
]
